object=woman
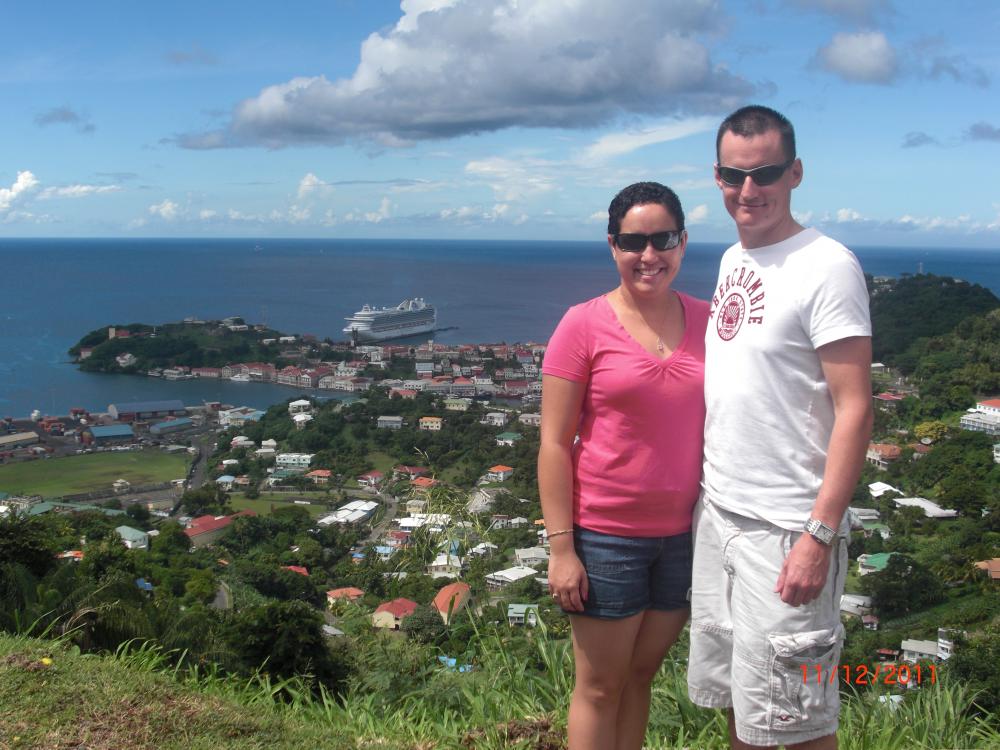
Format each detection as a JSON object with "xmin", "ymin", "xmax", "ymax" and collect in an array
[{"xmin": 538, "ymin": 182, "xmax": 708, "ymax": 750}]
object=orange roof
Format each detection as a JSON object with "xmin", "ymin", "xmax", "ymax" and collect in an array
[
  {"xmin": 282, "ymin": 565, "xmax": 309, "ymax": 577},
  {"xmin": 433, "ymin": 582, "xmax": 471, "ymax": 614},
  {"xmin": 973, "ymin": 558, "xmax": 1000, "ymax": 580},
  {"xmin": 327, "ymin": 586, "xmax": 365, "ymax": 600},
  {"xmin": 307, "ymin": 469, "xmax": 332, "ymax": 478},
  {"xmin": 184, "ymin": 510, "xmax": 256, "ymax": 538},
  {"xmin": 411, "ymin": 476, "xmax": 438, "ymax": 488},
  {"xmin": 489, "ymin": 465, "xmax": 514, "ymax": 472},
  {"xmin": 869, "ymin": 443, "xmax": 902, "ymax": 459},
  {"xmin": 374, "ymin": 597, "xmax": 419, "ymax": 618}
]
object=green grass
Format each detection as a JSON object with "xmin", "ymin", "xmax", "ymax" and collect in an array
[
  {"xmin": 0, "ymin": 451, "xmax": 191, "ymax": 498},
  {"xmin": 1, "ymin": 630, "xmax": 997, "ymax": 750},
  {"xmin": 229, "ymin": 495, "xmax": 334, "ymax": 518},
  {"xmin": 0, "ymin": 634, "xmax": 359, "ymax": 750}
]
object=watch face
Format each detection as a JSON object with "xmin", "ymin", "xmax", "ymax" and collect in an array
[{"xmin": 807, "ymin": 519, "xmax": 835, "ymax": 544}]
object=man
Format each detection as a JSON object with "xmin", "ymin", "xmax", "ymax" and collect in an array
[{"xmin": 688, "ymin": 105, "xmax": 873, "ymax": 749}]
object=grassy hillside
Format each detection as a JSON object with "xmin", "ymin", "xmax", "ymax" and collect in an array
[
  {"xmin": 0, "ymin": 451, "xmax": 190, "ymax": 498},
  {"xmin": 2, "ymin": 632, "xmax": 997, "ymax": 750}
]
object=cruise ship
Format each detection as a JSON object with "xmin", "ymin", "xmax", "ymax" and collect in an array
[{"xmin": 343, "ymin": 298, "xmax": 437, "ymax": 343}]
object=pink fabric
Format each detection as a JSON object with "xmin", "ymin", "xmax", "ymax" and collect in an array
[{"xmin": 542, "ymin": 292, "xmax": 708, "ymax": 537}]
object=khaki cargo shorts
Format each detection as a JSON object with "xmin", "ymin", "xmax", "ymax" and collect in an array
[{"xmin": 687, "ymin": 497, "xmax": 848, "ymax": 747}]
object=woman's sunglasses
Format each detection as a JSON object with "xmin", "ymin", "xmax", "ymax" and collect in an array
[
  {"xmin": 613, "ymin": 231, "xmax": 683, "ymax": 252},
  {"xmin": 716, "ymin": 160, "xmax": 794, "ymax": 187}
]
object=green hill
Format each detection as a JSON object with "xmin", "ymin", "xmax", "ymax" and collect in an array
[{"xmin": 2, "ymin": 632, "xmax": 997, "ymax": 750}]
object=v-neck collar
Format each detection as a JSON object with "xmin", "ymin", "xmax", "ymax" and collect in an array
[{"xmin": 601, "ymin": 291, "xmax": 690, "ymax": 367}]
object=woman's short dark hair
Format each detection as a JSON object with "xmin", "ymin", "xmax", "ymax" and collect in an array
[{"xmin": 607, "ymin": 182, "xmax": 685, "ymax": 236}]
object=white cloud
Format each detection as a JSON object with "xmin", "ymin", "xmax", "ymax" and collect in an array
[
  {"xmin": 149, "ymin": 199, "xmax": 181, "ymax": 220},
  {"xmin": 465, "ymin": 157, "xmax": 557, "ymax": 201},
  {"xmin": 836, "ymin": 207, "xmax": 865, "ymax": 222},
  {"xmin": 687, "ymin": 204, "xmax": 709, "ymax": 225},
  {"xmin": 588, "ymin": 210, "xmax": 608, "ymax": 224},
  {"xmin": 179, "ymin": 0, "xmax": 751, "ymax": 149},
  {"xmin": 440, "ymin": 202, "xmax": 514, "ymax": 223},
  {"xmin": 297, "ymin": 172, "xmax": 331, "ymax": 200},
  {"xmin": 38, "ymin": 184, "xmax": 121, "ymax": 199},
  {"xmin": 364, "ymin": 197, "xmax": 392, "ymax": 223},
  {"xmin": 815, "ymin": 31, "xmax": 898, "ymax": 84},
  {"xmin": 199, "ymin": 209, "xmax": 218, "ymax": 220},
  {"xmin": 581, "ymin": 117, "xmax": 717, "ymax": 161},
  {"xmin": 0, "ymin": 170, "xmax": 40, "ymax": 213},
  {"xmin": 792, "ymin": 210, "xmax": 814, "ymax": 224}
]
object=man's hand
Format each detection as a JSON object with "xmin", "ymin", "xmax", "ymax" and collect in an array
[{"xmin": 775, "ymin": 534, "xmax": 833, "ymax": 607}]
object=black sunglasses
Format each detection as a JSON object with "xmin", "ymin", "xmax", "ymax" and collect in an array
[
  {"xmin": 716, "ymin": 160, "xmax": 794, "ymax": 187},
  {"xmin": 614, "ymin": 231, "xmax": 684, "ymax": 252}
]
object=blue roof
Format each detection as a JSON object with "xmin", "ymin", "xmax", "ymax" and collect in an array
[
  {"xmin": 150, "ymin": 417, "xmax": 193, "ymax": 433},
  {"xmin": 110, "ymin": 400, "xmax": 186, "ymax": 413},
  {"xmin": 216, "ymin": 475, "xmax": 236, "ymax": 482},
  {"xmin": 90, "ymin": 425, "xmax": 134, "ymax": 438},
  {"xmin": 135, "ymin": 577, "xmax": 154, "ymax": 592}
]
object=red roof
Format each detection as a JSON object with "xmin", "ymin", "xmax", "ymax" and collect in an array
[
  {"xmin": 489, "ymin": 464, "xmax": 514, "ymax": 472},
  {"xmin": 283, "ymin": 565, "xmax": 309, "ymax": 577},
  {"xmin": 875, "ymin": 392, "xmax": 904, "ymax": 401},
  {"xmin": 411, "ymin": 476, "xmax": 438, "ymax": 489},
  {"xmin": 327, "ymin": 586, "xmax": 365, "ymax": 600},
  {"xmin": 868, "ymin": 443, "xmax": 902, "ymax": 460},
  {"xmin": 307, "ymin": 469, "xmax": 332, "ymax": 478},
  {"xmin": 395, "ymin": 465, "xmax": 428, "ymax": 475},
  {"xmin": 979, "ymin": 399, "xmax": 1000, "ymax": 408},
  {"xmin": 374, "ymin": 597, "xmax": 419, "ymax": 618},
  {"xmin": 184, "ymin": 510, "xmax": 256, "ymax": 538},
  {"xmin": 433, "ymin": 582, "xmax": 471, "ymax": 614}
]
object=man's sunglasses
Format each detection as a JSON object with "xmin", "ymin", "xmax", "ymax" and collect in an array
[
  {"xmin": 613, "ymin": 231, "xmax": 684, "ymax": 253},
  {"xmin": 716, "ymin": 160, "xmax": 794, "ymax": 187}
]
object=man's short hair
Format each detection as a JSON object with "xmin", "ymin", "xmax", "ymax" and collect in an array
[
  {"xmin": 716, "ymin": 105, "xmax": 796, "ymax": 163},
  {"xmin": 607, "ymin": 182, "xmax": 685, "ymax": 236}
]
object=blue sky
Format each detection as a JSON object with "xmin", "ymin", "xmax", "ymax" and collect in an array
[{"xmin": 1, "ymin": 0, "xmax": 998, "ymax": 247}]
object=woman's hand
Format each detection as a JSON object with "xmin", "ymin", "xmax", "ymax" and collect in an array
[{"xmin": 547, "ymin": 548, "xmax": 588, "ymax": 612}]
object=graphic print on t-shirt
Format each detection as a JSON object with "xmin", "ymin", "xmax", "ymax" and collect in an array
[{"xmin": 708, "ymin": 264, "xmax": 766, "ymax": 341}]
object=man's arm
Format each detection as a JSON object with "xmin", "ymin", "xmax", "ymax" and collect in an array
[{"xmin": 775, "ymin": 335, "xmax": 873, "ymax": 607}]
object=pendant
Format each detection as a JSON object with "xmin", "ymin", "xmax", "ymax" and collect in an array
[{"xmin": 656, "ymin": 338, "xmax": 665, "ymax": 352}]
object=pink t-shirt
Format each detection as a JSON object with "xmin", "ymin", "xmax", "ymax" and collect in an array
[{"xmin": 542, "ymin": 292, "xmax": 708, "ymax": 537}]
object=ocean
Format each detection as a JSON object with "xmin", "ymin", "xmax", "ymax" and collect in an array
[{"xmin": 1, "ymin": 238, "xmax": 998, "ymax": 418}]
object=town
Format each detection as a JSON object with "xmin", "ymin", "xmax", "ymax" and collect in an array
[{"xmin": 1, "ymin": 273, "xmax": 998, "ymax": 749}]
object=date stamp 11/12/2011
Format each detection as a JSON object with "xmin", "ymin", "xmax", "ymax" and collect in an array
[{"xmin": 801, "ymin": 663, "xmax": 937, "ymax": 686}]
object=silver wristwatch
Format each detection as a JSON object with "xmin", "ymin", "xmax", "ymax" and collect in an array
[{"xmin": 804, "ymin": 518, "xmax": 836, "ymax": 546}]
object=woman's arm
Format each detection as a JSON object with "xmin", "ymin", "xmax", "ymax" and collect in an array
[{"xmin": 538, "ymin": 373, "xmax": 588, "ymax": 611}]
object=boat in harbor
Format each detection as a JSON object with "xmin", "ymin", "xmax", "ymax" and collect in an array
[
  {"xmin": 343, "ymin": 298, "xmax": 437, "ymax": 343},
  {"xmin": 230, "ymin": 373, "xmax": 251, "ymax": 382}
]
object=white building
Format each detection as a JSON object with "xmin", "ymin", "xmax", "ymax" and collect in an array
[
  {"xmin": 426, "ymin": 553, "xmax": 464, "ymax": 579},
  {"xmin": 485, "ymin": 565, "xmax": 540, "ymax": 590},
  {"xmin": 482, "ymin": 412, "xmax": 509, "ymax": 427},
  {"xmin": 275, "ymin": 453, "xmax": 315, "ymax": 468},
  {"xmin": 377, "ymin": 416, "xmax": 404, "ymax": 430},
  {"xmin": 518, "ymin": 413, "xmax": 542, "ymax": 427},
  {"xmin": 900, "ymin": 639, "xmax": 939, "ymax": 663},
  {"xmin": 514, "ymin": 547, "xmax": 549, "ymax": 567},
  {"xmin": 893, "ymin": 497, "xmax": 958, "ymax": 518}
]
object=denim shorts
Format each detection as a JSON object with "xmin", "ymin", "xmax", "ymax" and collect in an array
[{"xmin": 569, "ymin": 525, "xmax": 692, "ymax": 619}]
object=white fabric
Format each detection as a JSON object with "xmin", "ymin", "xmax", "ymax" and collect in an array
[{"xmin": 702, "ymin": 228, "xmax": 870, "ymax": 531}]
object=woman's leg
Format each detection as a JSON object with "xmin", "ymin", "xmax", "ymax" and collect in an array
[
  {"xmin": 567, "ymin": 611, "xmax": 645, "ymax": 750},
  {"xmin": 616, "ymin": 608, "xmax": 689, "ymax": 750}
]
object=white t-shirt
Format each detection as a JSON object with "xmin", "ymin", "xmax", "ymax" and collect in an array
[{"xmin": 702, "ymin": 228, "xmax": 871, "ymax": 531}]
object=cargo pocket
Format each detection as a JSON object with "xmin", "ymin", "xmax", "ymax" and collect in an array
[{"xmin": 767, "ymin": 625, "xmax": 843, "ymax": 732}]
